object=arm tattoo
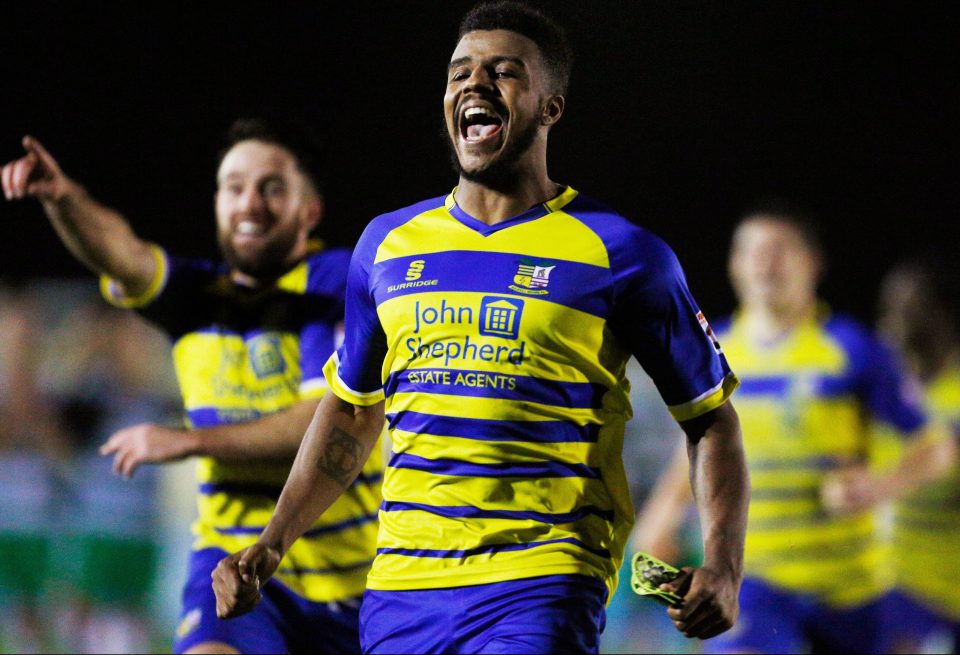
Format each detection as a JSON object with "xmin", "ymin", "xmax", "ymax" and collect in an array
[{"xmin": 316, "ymin": 427, "xmax": 364, "ymax": 488}]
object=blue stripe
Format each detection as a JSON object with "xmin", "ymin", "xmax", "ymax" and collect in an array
[
  {"xmin": 388, "ymin": 411, "xmax": 600, "ymax": 443},
  {"xmin": 199, "ymin": 482, "xmax": 283, "ymax": 498},
  {"xmin": 736, "ymin": 377, "xmax": 790, "ymax": 397},
  {"xmin": 388, "ymin": 452, "xmax": 600, "ymax": 479},
  {"xmin": 303, "ymin": 511, "xmax": 379, "ymax": 537},
  {"xmin": 381, "ymin": 501, "xmax": 615, "ymax": 523},
  {"xmin": 378, "ymin": 537, "xmax": 610, "ymax": 559},
  {"xmin": 198, "ymin": 472, "xmax": 383, "ymax": 499},
  {"xmin": 214, "ymin": 511, "xmax": 379, "ymax": 538},
  {"xmin": 277, "ymin": 559, "xmax": 374, "ymax": 576},
  {"xmin": 384, "ymin": 368, "xmax": 606, "ymax": 408},
  {"xmin": 737, "ymin": 375, "xmax": 856, "ymax": 399},
  {"xmin": 188, "ymin": 407, "xmax": 262, "ymax": 427},
  {"xmin": 371, "ymin": 251, "xmax": 611, "ymax": 317}
]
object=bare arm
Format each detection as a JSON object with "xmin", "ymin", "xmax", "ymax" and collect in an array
[
  {"xmin": 661, "ymin": 400, "xmax": 750, "ymax": 640},
  {"xmin": 99, "ymin": 398, "xmax": 323, "ymax": 478},
  {"xmin": 822, "ymin": 421, "xmax": 958, "ymax": 514},
  {"xmin": 2, "ymin": 136, "xmax": 156, "ymax": 295},
  {"xmin": 212, "ymin": 391, "xmax": 385, "ymax": 618}
]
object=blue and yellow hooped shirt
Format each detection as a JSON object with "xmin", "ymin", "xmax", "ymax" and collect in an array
[
  {"xmin": 891, "ymin": 362, "xmax": 960, "ymax": 619},
  {"xmin": 101, "ymin": 244, "xmax": 382, "ymax": 603},
  {"xmin": 323, "ymin": 186, "xmax": 737, "ymax": 598},
  {"xmin": 715, "ymin": 310, "xmax": 927, "ymax": 608}
]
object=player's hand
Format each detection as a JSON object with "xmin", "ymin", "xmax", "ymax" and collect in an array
[
  {"xmin": 2, "ymin": 136, "xmax": 70, "ymax": 202},
  {"xmin": 821, "ymin": 466, "xmax": 881, "ymax": 515},
  {"xmin": 212, "ymin": 543, "xmax": 282, "ymax": 619},
  {"xmin": 662, "ymin": 566, "xmax": 740, "ymax": 640},
  {"xmin": 99, "ymin": 423, "xmax": 197, "ymax": 478}
]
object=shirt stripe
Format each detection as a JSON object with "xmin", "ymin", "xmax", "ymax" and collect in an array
[
  {"xmin": 377, "ymin": 537, "xmax": 610, "ymax": 559},
  {"xmin": 380, "ymin": 501, "xmax": 615, "ymax": 524},
  {"xmin": 387, "ymin": 452, "xmax": 601, "ymax": 479},
  {"xmin": 387, "ymin": 411, "xmax": 600, "ymax": 443}
]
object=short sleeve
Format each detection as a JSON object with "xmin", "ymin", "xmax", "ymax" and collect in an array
[
  {"xmin": 607, "ymin": 227, "xmax": 738, "ymax": 422},
  {"xmin": 323, "ymin": 225, "xmax": 389, "ymax": 406},
  {"xmin": 855, "ymin": 330, "xmax": 927, "ymax": 434}
]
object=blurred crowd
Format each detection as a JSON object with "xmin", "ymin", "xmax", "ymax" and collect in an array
[{"xmin": 0, "ymin": 279, "xmax": 188, "ymax": 654}]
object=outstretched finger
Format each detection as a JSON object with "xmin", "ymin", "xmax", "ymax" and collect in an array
[
  {"xmin": 2, "ymin": 162, "xmax": 12, "ymax": 199},
  {"xmin": 120, "ymin": 453, "xmax": 141, "ymax": 479},
  {"xmin": 11, "ymin": 155, "xmax": 37, "ymax": 198},
  {"xmin": 22, "ymin": 136, "xmax": 60, "ymax": 174},
  {"xmin": 99, "ymin": 435, "xmax": 119, "ymax": 456},
  {"xmin": 112, "ymin": 449, "xmax": 131, "ymax": 478}
]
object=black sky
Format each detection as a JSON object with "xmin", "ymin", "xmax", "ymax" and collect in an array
[{"xmin": 2, "ymin": 1, "xmax": 957, "ymax": 322}]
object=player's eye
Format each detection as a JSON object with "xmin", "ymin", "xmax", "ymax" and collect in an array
[
  {"xmin": 262, "ymin": 180, "xmax": 286, "ymax": 197},
  {"xmin": 450, "ymin": 70, "xmax": 470, "ymax": 82},
  {"xmin": 495, "ymin": 69, "xmax": 515, "ymax": 79}
]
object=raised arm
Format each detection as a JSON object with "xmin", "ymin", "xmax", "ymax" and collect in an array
[
  {"xmin": 661, "ymin": 400, "xmax": 750, "ymax": 640},
  {"xmin": 98, "ymin": 398, "xmax": 325, "ymax": 479},
  {"xmin": 2, "ymin": 136, "xmax": 156, "ymax": 295},
  {"xmin": 212, "ymin": 391, "xmax": 385, "ymax": 618}
]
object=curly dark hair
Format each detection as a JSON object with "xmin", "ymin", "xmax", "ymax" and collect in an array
[{"xmin": 458, "ymin": 1, "xmax": 572, "ymax": 95}]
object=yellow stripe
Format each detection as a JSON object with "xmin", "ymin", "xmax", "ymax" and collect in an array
[
  {"xmin": 99, "ymin": 244, "xmax": 168, "ymax": 309},
  {"xmin": 667, "ymin": 372, "xmax": 739, "ymax": 422},
  {"xmin": 323, "ymin": 352, "xmax": 385, "ymax": 406}
]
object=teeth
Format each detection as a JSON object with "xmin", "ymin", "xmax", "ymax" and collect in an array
[
  {"xmin": 236, "ymin": 221, "xmax": 263, "ymax": 235},
  {"xmin": 464, "ymin": 107, "xmax": 496, "ymax": 119}
]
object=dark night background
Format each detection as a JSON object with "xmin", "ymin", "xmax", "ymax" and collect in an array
[{"xmin": 1, "ymin": 1, "xmax": 957, "ymax": 323}]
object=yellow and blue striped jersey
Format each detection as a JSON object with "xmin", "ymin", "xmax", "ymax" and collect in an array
[
  {"xmin": 323, "ymin": 186, "xmax": 737, "ymax": 598},
  {"xmin": 891, "ymin": 362, "xmax": 960, "ymax": 619},
  {"xmin": 101, "ymin": 244, "xmax": 382, "ymax": 603},
  {"xmin": 715, "ymin": 309, "xmax": 927, "ymax": 608}
]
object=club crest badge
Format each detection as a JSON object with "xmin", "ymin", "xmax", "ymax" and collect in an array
[{"xmin": 509, "ymin": 260, "xmax": 556, "ymax": 296}]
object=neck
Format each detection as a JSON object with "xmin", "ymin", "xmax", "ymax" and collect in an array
[
  {"xmin": 741, "ymin": 296, "xmax": 818, "ymax": 343},
  {"xmin": 455, "ymin": 144, "xmax": 557, "ymax": 225}
]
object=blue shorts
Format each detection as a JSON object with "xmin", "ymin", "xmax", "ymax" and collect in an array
[
  {"xmin": 883, "ymin": 589, "xmax": 957, "ymax": 650},
  {"xmin": 359, "ymin": 574, "xmax": 608, "ymax": 654},
  {"xmin": 173, "ymin": 548, "xmax": 361, "ymax": 655},
  {"xmin": 704, "ymin": 577, "xmax": 891, "ymax": 654}
]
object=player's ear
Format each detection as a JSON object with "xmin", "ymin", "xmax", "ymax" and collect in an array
[
  {"xmin": 541, "ymin": 95, "xmax": 564, "ymax": 126},
  {"xmin": 304, "ymin": 193, "xmax": 324, "ymax": 230}
]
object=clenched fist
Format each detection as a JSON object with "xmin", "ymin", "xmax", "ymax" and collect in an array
[{"xmin": 212, "ymin": 543, "xmax": 283, "ymax": 619}]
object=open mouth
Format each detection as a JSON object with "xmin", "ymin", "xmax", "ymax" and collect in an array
[
  {"xmin": 234, "ymin": 219, "xmax": 269, "ymax": 242},
  {"xmin": 459, "ymin": 106, "xmax": 505, "ymax": 144}
]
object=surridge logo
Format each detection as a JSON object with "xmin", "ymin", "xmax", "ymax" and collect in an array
[
  {"xmin": 405, "ymin": 260, "xmax": 425, "ymax": 281},
  {"xmin": 509, "ymin": 259, "xmax": 556, "ymax": 296},
  {"xmin": 388, "ymin": 259, "xmax": 439, "ymax": 293}
]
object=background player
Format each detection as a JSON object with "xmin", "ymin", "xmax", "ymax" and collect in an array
[
  {"xmin": 213, "ymin": 3, "xmax": 749, "ymax": 653},
  {"xmin": 1, "ymin": 118, "xmax": 383, "ymax": 654},
  {"xmin": 875, "ymin": 259, "xmax": 960, "ymax": 653},
  {"xmin": 634, "ymin": 202, "xmax": 956, "ymax": 654}
]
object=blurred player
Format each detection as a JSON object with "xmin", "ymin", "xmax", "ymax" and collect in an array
[
  {"xmin": 634, "ymin": 203, "xmax": 956, "ymax": 654},
  {"xmin": 1, "ymin": 118, "xmax": 383, "ymax": 654},
  {"xmin": 212, "ymin": 3, "xmax": 750, "ymax": 653},
  {"xmin": 876, "ymin": 260, "xmax": 960, "ymax": 653}
]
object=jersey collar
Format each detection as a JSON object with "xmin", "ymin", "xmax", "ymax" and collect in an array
[{"xmin": 444, "ymin": 185, "xmax": 579, "ymax": 236}]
